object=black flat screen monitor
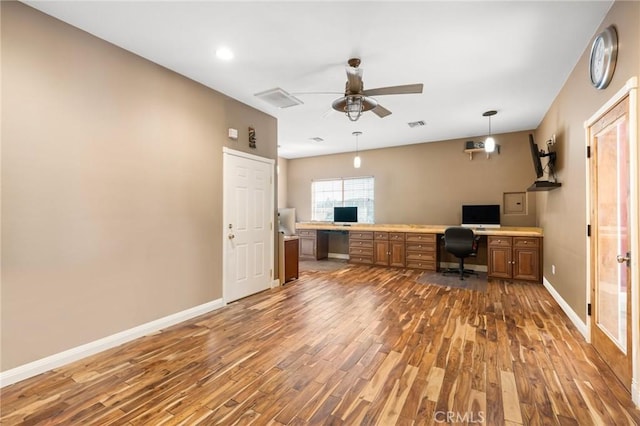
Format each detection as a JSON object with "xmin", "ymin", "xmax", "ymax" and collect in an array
[
  {"xmin": 334, "ymin": 206, "xmax": 357, "ymax": 223},
  {"xmin": 529, "ymin": 133, "xmax": 544, "ymax": 179},
  {"xmin": 461, "ymin": 204, "xmax": 501, "ymax": 228}
]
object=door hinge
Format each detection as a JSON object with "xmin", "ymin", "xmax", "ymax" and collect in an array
[
  {"xmin": 587, "ymin": 303, "xmax": 592, "ymax": 316},
  {"xmin": 587, "ymin": 224, "xmax": 591, "ymax": 237},
  {"xmin": 270, "ymin": 269, "xmax": 273, "ymax": 278},
  {"xmin": 587, "ymin": 146, "xmax": 591, "ymax": 158}
]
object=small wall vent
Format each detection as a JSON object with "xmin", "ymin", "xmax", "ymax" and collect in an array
[{"xmin": 407, "ymin": 120, "xmax": 426, "ymax": 128}]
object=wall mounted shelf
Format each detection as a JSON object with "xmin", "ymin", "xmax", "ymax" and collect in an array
[
  {"xmin": 527, "ymin": 181, "xmax": 562, "ymax": 191},
  {"xmin": 464, "ymin": 146, "xmax": 500, "ymax": 160}
]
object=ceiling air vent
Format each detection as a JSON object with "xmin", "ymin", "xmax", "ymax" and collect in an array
[
  {"xmin": 407, "ymin": 120, "xmax": 426, "ymax": 128},
  {"xmin": 254, "ymin": 88, "xmax": 303, "ymax": 108},
  {"xmin": 309, "ymin": 137, "xmax": 324, "ymax": 142}
]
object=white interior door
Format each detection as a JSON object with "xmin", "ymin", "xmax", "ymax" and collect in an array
[{"xmin": 223, "ymin": 148, "xmax": 274, "ymax": 303}]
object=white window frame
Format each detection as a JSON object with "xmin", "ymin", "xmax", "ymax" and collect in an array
[{"xmin": 311, "ymin": 176, "xmax": 374, "ymax": 223}]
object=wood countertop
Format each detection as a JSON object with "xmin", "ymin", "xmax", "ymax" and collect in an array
[{"xmin": 296, "ymin": 222, "xmax": 543, "ymax": 237}]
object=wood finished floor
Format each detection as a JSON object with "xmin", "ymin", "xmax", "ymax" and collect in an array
[{"xmin": 2, "ymin": 265, "xmax": 640, "ymax": 425}]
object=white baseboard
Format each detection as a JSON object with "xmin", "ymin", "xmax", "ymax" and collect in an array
[
  {"xmin": 271, "ymin": 279, "xmax": 280, "ymax": 288},
  {"xmin": 328, "ymin": 253, "xmax": 349, "ymax": 260},
  {"xmin": 0, "ymin": 298, "xmax": 225, "ymax": 388},
  {"xmin": 543, "ymin": 276, "xmax": 588, "ymax": 339},
  {"xmin": 633, "ymin": 379, "xmax": 640, "ymax": 407}
]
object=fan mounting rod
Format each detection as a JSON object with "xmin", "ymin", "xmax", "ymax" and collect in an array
[{"xmin": 347, "ymin": 58, "xmax": 361, "ymax": 68}]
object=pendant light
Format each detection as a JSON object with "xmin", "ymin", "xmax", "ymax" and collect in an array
[
  {"xmin": 483, "ymin": 110, "xmax": 497, "ymax": 153},
  {"xmin": 352, "ymin": 131, "xmax": 362, "ymax": 168}
]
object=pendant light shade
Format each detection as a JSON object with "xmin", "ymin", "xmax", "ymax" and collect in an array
[
  {"xmin": 484, "ymin": 136, "xmax": 496, "ymax": 153},
  {"xmin": 353, "ymin": 131, "xmax": 362, "ymax": 168},
  {"xmin": 483, "ymin": 110, "xmax": 497, "ymax": 153}
]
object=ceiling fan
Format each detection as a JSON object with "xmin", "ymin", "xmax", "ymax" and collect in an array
[{"xmin": 331, "ymin": 58, "xmax": 424, "ymax": 122}]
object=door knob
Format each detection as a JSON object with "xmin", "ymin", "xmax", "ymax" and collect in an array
[
  {"xmin": 228, "ymin": 233, "xmax": 235, "ymax": 240},
  {"xmin": 616, "ymin": 252, "xmax": 631, "ymax": 266}
]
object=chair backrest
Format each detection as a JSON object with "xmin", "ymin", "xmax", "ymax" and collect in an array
[{"xmin": 443, "ymin": 227, "xmax": 477, "ymax": 257}]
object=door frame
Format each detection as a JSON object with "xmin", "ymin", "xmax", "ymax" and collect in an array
[
  {"xmin": 222, "ymin": 147, "xmax": 276, "ymax": 304},
  {"xmin": 585, "ymin": 76, "xmax": 639, "ymax": 404}
]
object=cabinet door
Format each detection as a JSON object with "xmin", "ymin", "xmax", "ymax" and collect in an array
[
  {"xmin": 373, "ymin": 240, "xmax": 389, "ymax": 266},
  {"xmin": 389, "ymin": 241, "xmax": 405, "ymax": 267},
  {"xmin": 513, "ymin": 247, "xmax": 540, "ymax": 282},
  {"xmin": 488, "ymin": 246, "xmax": 512, "ymax": 279},
  {"xmin": 299, "ymin": 237, "xmax": 316, "ymax": 259},
  {"xmin": 284, "ymin": 239, "xmax": 299, "ymax": 281}
]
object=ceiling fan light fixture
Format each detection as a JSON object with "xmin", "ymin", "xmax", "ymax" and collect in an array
[
  {"xmin": 346, "ymin": 96, "xmax": 363, "ymax": 121},
  {"xmin": 332, "ymin": 96, "xmax": 378, "ymax": 122}
]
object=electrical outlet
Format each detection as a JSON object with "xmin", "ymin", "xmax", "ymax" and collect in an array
[{"xmin": 552, "ymin": 264, "xmax": 556, "ymax": 275}]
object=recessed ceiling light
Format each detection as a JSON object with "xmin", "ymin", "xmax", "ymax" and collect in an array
[{"xmin": 215, "ymin": 47, "xmax": 234, "ymax": 61}]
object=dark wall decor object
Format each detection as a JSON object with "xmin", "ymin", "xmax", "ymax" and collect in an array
[{"xmin": 249, "ymin": 127, "xmax": 256, "ymax": 149}]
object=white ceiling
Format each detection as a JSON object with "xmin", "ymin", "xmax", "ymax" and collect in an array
[{"xmin": 25, "ymin": 1, "xmax": 612, "ymax": 159}]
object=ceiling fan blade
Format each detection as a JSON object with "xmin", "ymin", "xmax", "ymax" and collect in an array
[
  {"xmin": 345, "ymin": 67, "xmax": 363, "ymax": 94},
  {"xmin": 372, "ymin": 104, "xmax": 392, "ymax": 118},
  {"xmin": 362, "ymin": 83, "xmax": 423, "ymax": 97},
  {"xmin": 291, "ymin": 91, "xmax": 343, "ymax": 95}
]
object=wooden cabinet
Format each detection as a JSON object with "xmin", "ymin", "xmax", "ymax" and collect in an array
[
  {"xmin": 373, "ymin": 232, "xmax": 405, "ymax": 267},
  {"xmin": 405, "ymin": 233, "xmax": 439, "ymax": 271},
  {"xmin": 349, "ymin": 231, "xmax": 374, "ymax": 264},
  {"xmin": 488, "ymin": 236, "xmax": 541, "ymax": 282},
  {"xmin": 297, "ymin": 229, "xmax": 328, "ymax": 260},
  {"xmin": 283, "ymin": 237, "xmax": 299, "ymax": 282}
]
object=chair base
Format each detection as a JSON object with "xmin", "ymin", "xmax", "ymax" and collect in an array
[{"xmin": 442, "ymin": 267, "xmax": 478, "ymax": 280}]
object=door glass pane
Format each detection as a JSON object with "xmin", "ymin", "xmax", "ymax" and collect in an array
[{"xmin": 595, "ymin": 117, "xmax": 628, "ymax": 351}]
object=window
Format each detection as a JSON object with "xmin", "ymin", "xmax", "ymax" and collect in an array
[{"xmin": 311, "ymin": 177, "xmax": 374, "ymax": 223}]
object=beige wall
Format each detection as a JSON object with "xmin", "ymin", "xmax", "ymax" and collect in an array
[
  {"xmin": 1, "ymin": 2, "xmax": 276, "ymax": 370},
  {"xmin": 288, "ymin": 131, "xmax": 538, "ymax": 227},
  {"xmin": 536, "ymin": 0, "xmax": 640, "ymax": 320},
  {"xmin": 277, "ymin": 157, "xmax": 289, "ymax": 209}
]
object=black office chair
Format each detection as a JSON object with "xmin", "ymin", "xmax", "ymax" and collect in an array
[{"xmin": 442, "ymin": 227, "xmax": 480, "ymax": 280}]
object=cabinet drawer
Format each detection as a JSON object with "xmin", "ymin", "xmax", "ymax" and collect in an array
[
  {"xmin": 374, "ymin": 232, "xmax": 388, "ymax": 240},
  {"xmin": 350, "ymin": 231, "xmax": 374, "ymax": 240},
  {"xmin": 405, "ymin": 242, "xmax": 436, "ymax": 252},
  {"xmin": 488, "ymin": 236, "xmax": 512, "ymax": 247},
  {"xmin": 513, "ymin": 237, "xmax": 540, "ymax": 248},
  {"xmin": 349, "ymin": 247, "xmax": 373, "ymax": 256},
  {"xmin": 406, "ymin": 260, "xmax": 437, "ymax": 270},
  {"xmin": 297, "ymin": 229, "xmax": 316, "ymax": 238},
  {"xmin": 406, "ymin": 251, "xmax": 437, "ymax": 262},
  {"xmin": 349, "ymin": 239, "xmax": 374, "ymax": 249},
  {"xmin": 389, "ymin": 232, "xmax": 405, "ymax": 242},
  {"xmin": 405, "ymin": 233, "xmax": 436, "ymax": 243},
  {"xmin": 350, "ymin": 256, "xmax": 373, "ymax": 265}
]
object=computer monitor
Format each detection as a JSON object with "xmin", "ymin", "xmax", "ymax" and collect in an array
[
  {"xmin": 278, "ymin": 208, "xmax": 296, "ymax": 236},
  {"xmin": 461, "ymin": 204, "xmax": 501, "ymax": 228},
  {"xmin": 334, "ymin": 206, "xmax": 357, "ymax": 224}
]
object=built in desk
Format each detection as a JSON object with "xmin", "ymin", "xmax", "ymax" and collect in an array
[{"xmin": 296, "ymin": 222, "xmax": 544, "ymax": 283}]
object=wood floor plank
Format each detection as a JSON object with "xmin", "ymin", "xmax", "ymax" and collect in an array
[{"xmin": 2, "ymin": 265, "xmax": 639, "ymax": 425}]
